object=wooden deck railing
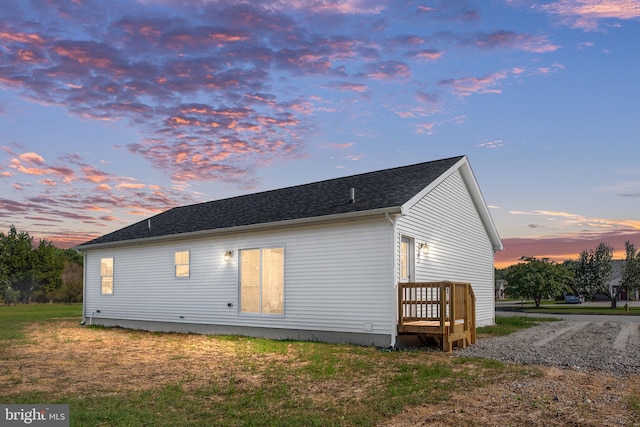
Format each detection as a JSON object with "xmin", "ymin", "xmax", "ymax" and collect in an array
[{"xmin": 398, "ymin": 281, "xmax": 476, "ymax": 351}]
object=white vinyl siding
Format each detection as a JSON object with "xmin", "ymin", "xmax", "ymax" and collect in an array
[
  {"xmin": 83, "ymin": 217, "xmax": 393, "ymax": 337},
  {"xmin": 397, "ymin": 170, "xmax": 496, "ymax": 327}
]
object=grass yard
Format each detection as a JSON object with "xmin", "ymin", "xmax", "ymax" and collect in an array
[
  {"xmin": 500, "ymin": 305, "xmax": 640, "ymax": 316},
  {"xmin": 500, "ymin": 299, "xmax": 640, "ymax": 315},
  {"xmin": 0, "ymin": 303, "xmax": 81, "ymax": 347},
  {"xmin": 475, "ymin": 315, "xmax": 560, "ymax": 337},
  {"xmin": 1, "ymin": 305, "xmax": 640, "ymax": 426}
]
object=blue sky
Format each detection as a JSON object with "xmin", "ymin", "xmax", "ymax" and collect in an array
[{"xmin": 1, "ymin": 0, "xmax": 639, "ymax": 267}]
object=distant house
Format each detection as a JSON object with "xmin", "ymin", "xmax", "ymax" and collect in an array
[
  {"xmin": 609, "ymin": 260, "xmax": 638, "ymax": 301},
  {"xmin": 76, "ymin": 155, "xmax": 503, "ymax": 347},
  {"xmin": 495, "ymin": 279, "xmax": 507, "ymax": 300}
]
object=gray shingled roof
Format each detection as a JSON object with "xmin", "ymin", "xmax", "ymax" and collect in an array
[{"xmin": 77, "ymin": 155, "xmax": 464, "ymax": 248}]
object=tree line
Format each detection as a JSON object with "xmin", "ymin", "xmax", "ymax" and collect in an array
[
  {"xmin": 0, "ymin": 225, "xmax": 83, "ymax": 305},
  {"xmin": 498, "ymin": 241, "xmax": 640, "ymax": 308}
]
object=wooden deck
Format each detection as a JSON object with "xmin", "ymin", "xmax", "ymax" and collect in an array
[{"xmin": 398, "ymin": 281, "xmax": 476, "ymax": 352}]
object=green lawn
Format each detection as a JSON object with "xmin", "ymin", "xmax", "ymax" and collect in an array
[
  {"xmin": 0, "ymin": 303, "xmax": 81, "ymax": 341},
  {"xmin": 498, "ymin": 303, "xmax": 640, "ymax": 316},
  {"xmin": 477, "ymin": 316, "xmax": 560, "ymax": 337}
]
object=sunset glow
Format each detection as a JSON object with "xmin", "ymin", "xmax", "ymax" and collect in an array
[{"xmin": 0, "ymin": 1, "xmax": 638, "ymax": 265}]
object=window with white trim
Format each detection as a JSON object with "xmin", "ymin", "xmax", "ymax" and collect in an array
[
  {"xmin": 101, "ymin": 257, "xmax": 114, "ymax": 294},
  {"xmin": 240, "ymin": 247, "xmax": 284, "ymax": 315},
  {"xmin": 175, "ymin": 251, "xmax": 190, "ymax": 277}
]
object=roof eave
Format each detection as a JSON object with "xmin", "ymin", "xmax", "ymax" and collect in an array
[
  {"xmin": 75, "ymin": 206, "xmax": 403, "ymax": 251},
  {"xmin": 457, "ymin": 158, "xmax": 503, "ymax": 251}
]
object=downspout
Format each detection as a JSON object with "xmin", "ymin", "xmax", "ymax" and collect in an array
[
  {"xmin": 386, "ymin": 212, "xmax": 399, "ymax": 348},
  {"xmin": 79, "ymin": 250, "xmax": 87, "ymax": 325}
]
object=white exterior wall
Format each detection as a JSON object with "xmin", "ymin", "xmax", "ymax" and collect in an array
[
  {"xmin": 396, "ymin": 170, "xmax": 496, "ymax": 326},
  {"xmin": 84, "ymin": 216, "xmax": 395, "ymax": 342}
]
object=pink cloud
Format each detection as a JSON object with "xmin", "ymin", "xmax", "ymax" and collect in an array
[
  {"xmin": 439, "ymin": 71, "xmax": 508, "ymax": 96},
  {"xmin": 325, "ymin": 142, "xmax": 355, "ymax": 149},
  {"xmin": 416, "ymin": 122, "xmax": 436, "ymax": 135},
  {"xmin": 415, "ymin": 2, "xmax": 481, "ymax": 21},
  {"xmin": 81, "ymin": 166, "xmax": 113, "ymax": 183},
  {"xmin": 498, "ymin": 209, "xmax": 640, "ymax": 266},
  {"xmin": 414, "ymin": 114, "xmax": 467, "ymax": 133},
  {"xmin": 538, "ymin": 0, "xmax": 640, "ymax": 31},
  {"xmin": 474, "ymin": 31, "xmax": 560, "ymax": 52},
  {"xmin": 415, "ymin": 91, "xmax": 440, "ymax": 104},
  {"xmin": 533, "ymin": 63, "xmax": 565, "ymax": 75},
  {"xmin": 417, "ymin": 6, "xmax": 436, "ymax": 13},
  {"xmin": 0, "ymin": 30, "xmax": 46, "ymax": 46},
  {"xmin": 496, "ymin": 230, "xmax": 640, "ymax": 268},
  {"xmin": 0, "ymin": 145, "xmax": 204, "ymax": 234},
  {"xmin": 363, "ymin": 60, "xmax": 411, "ymax": 80},
  {"xmin": 407, "ymin": 49, "xmax": 444, "ymax": 61},
  {"xmin": 9, "ymin": 156, "xmax": 75, "ymax": 182},
  {"xmin": 577, "ymin": 41, "xmax": 595, "ymax": 49},
  {"xmin": 0, "ymin": 0, "xmax": 562, "ymax": 189},
  {"xmin": 36, "ymin": 231, "xmax": 99, "ymax": 249},
  {"xmin": 331, "ymin": 82, "xmax": 369, "ymax": 93},
  {"xmin": 19, "ymin": 152, "xmax": 45, "ymax": 164},
  {"xmin": 477, "ymin": 139, "xmax": 504, "ymax": 149},
  {"xmin": 117, "ymin": 182, "xmax": 146, "ymax": 190},
  {"xmin": 260, "ymin": 0, "xmax": 387, "ymax": 15}
]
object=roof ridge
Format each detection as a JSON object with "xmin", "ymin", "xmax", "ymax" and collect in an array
[{"xmin": 175, "ymin": 155, "xmax": 466, "ymax": 209}]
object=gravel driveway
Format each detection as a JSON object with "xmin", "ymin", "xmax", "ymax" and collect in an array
[{"xmin": 457, "ymin": 319, "xmax": 640, "ymax": 375}]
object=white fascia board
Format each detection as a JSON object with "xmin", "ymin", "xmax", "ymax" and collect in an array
[
  {"xmin": 75, "ymin": 206, "xmax": 403, "ymax": 251},
  {"xmin": 458, "ymin": 159, "xmax": 503, "ymax": 251}
]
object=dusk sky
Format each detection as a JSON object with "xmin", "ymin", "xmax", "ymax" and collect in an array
[{"xmin": 1, "ymin": 0, "xmax": 639, "ymax": 268}]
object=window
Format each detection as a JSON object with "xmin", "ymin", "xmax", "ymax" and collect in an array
[
  {"xmin": 400, "ymin": 236, "xmax": 414, "ymax": 282},
  {"xmin": 240, "ymin": 247, "xmax": 284, "ymax": 315},
  {"xmin": 101, "ymin": 257, "xmax": 114, "ymax": 295},
  {"xmin": 175, "ymin": 251, "xmax": 190, "ymax": 277}
]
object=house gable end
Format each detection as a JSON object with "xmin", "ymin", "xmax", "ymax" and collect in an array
[{"xmin": 401, "ymin": 156, "xmax": 502, "ymax": 251}]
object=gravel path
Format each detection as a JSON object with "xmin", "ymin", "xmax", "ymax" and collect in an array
[{"xmin": 457, "ymin": 320, "xmax": 640, "ymax": 375}]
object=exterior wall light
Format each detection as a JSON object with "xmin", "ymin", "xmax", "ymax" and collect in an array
[
  {"xmin": 224, "ymin": 250, "xmax": 234, "ymax": 261},
  {"xmin": 418, "ymin": 243, "xmax": 429, "ymax": 256}
]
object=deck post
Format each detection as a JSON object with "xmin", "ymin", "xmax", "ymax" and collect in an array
[
  {"xmin": 449, "ymin": 282, "xmax": 456, "ymax": 330},
  {"xmin": 397, "ymin": 284, "xmax": 404, "ymax": 330},
  {"xmin": 439, "ymin": 282, "xmax": 446, "ymax": 336}
]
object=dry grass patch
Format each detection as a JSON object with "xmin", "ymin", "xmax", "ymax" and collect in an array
[
  {"xmin": 2, "ymin": 318, "xmax": 640, "ymax": 426},
  {"xmin": 1, "ymin": 320, "xmax": 301, "ymax": 397},
  {"xmin": 382, "ymin": 367, "xmax": 640, "ymax": 426}
]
